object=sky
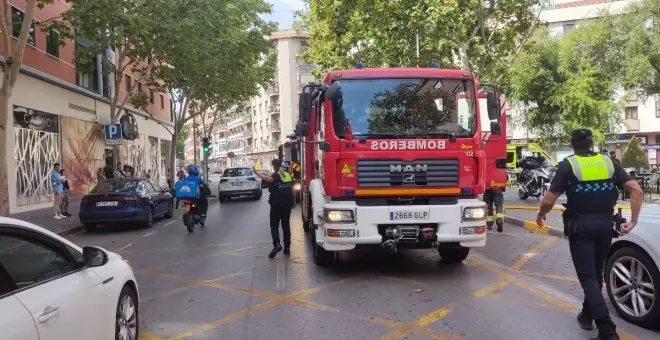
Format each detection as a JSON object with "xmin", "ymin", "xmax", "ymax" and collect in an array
[{"xmin": 263, "ymin": 0, "xmax": 305, "ymax": 30}]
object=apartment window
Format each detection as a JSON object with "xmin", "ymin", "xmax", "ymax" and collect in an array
[
  {"xmin": 149, "ymin": 89, "xmax": 154, "ymax": 104},
  {"xmin": 125, "ymin": 75, "xmax": 132, "ymax": 92},
  {"xmin": 12, "ymin": 7, "xmax": 35, "ymax": 46},
  {"xmin": 625, "ymin": 106, "xmax": 639, "ymax": 120},
  {"xmin": 138, "ymin": 82, "xmax": 143, "ymax": 92},
  {"xmin": 655, "ymin": 94, "xmax": 660, "ymax": 118},
  {"xmin": 563, "ymin": 23, "xmax": 575, "ymax": 34},
  {"xmin": 75, "ymin": 44, "xmax": 98, "ymax": 92},
  {"xmin": 46, "ymin": 29, "xmax": 59, "ymax": 57},
  {"xmin": 160, "ymin": 94, "xmax": 165, "ymax": 109}
]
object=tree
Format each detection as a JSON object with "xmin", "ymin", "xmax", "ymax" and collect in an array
[
  {"xmin": 150, "ymin": 0, "xmax": 277, "ymax": 186},
  {"xmin": 507, "ymin": 27, "xmax": 623, "ymax": 147},
  {"xmin": 175, "ymin": 125, "xmax": 188, "ymax": 160},
  {"xmin": 0, "ymin": 0, "xmax": 56, "ymax": 215},
  {"xmin": 296, "ymin": 0, "xmax": 543, "ymax": 82},
  {"xmin": 58, "ymin": 0, "xmax": 162, "ymax": 170},
  {"xmin": 622, "ymin": 137, "xmax": 650, "ymax": 170}
]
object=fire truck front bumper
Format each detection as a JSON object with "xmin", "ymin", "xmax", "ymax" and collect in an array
[{"xmin": 319, "ymin": 199, "xmax": 488, "ymax": 251}]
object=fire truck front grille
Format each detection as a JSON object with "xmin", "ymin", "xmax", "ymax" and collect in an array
[{"xmin": 357, "ymin": 159, "xmax": 459, "ymax": 187}]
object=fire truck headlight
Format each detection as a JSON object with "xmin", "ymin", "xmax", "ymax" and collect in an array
[
  {"xmin": 324, "ymin": 209, "xmax": 355, "ymax": 224},
  {"xmin": 463, "ymin": 207, "xmax": 486, "ymax": 220}
]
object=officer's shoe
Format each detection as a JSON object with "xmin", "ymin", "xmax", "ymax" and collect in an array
[
  {"xmin": 577, "ymin": 311, "xmax": 594, "ymax": 330},
  {"xmin": 487, "ymin": 221, "xmax": 494, "ymax": 230},
  {"xmin": 269, "ymin": 244, "xmax": 283, "ymax": 258},
  {"xmin": 592, "ymin": 318, "xmax": 619, "ymax": 340},
  {"xmin": 496, "ymin": 218, "xmax": 504, "ymax": 233}
]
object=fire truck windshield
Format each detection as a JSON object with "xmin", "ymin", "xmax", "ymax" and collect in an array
[{"xmin": 333, "ymin": 78, "xmax": 477, "ymax": 139}]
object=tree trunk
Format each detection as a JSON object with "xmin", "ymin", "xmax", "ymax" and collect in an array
[
  {"xmin": 169, "ymin": 131, "xmax": 177, "ymax": 185},
  {"xmin": 457, "ymin": 43, "xmax": 470, "ymax": 71},
  {"xmin": 0, "ymin": 89, "xmax": 10, "ymax": 216}
]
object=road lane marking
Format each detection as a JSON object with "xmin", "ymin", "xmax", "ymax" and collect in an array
[
  {"xmin": 133, "ymin": 244, "xmax": 261, "ymax": 274},
  {"xmin": 504, "ymin": 204, "xmax": 630, "ymax": 211},
  {"xmin": 138, "ymin": 330, "xmax": 162, "ymax": 340},
  {"xmin": 521, "ymin": 220, "xmax": 551, "ymax": 234},
  {"xmin": 116, "ymin": 243, "xmax": 134, "ymax": 252},
  {"xmin": 510, "ymin": 237, "xmax": 556, "ymax": 270},
  {"xmin": 472, "ymin": 278, "xmax": 510, "ymax": 297},
  {"xmin": 378, "ymin": 275, "xmax": 424, "ymax": 287},
  {"xmin": 275, "ymin": 263, "xmax": 285, "ymax": 293},
  {"xmin": 164, "ymin": 220, "xmax": 177, "ymax": 227},
  {"xmin": 516, "ymin": 270, "xmax": 579, "ymax": 282},
  {"xmin": 142, "ymin": 231, "xmax": 155, "ymax": 237},
  {"xmin": 416, "ymin": 305, "xmax": 452, "ymax": 327}
]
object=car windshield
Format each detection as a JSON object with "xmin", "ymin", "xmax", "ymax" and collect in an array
[
  {"xmin": 334, "ymin": 78, "xmax": 477, "ymax": 138},
  {"xmin": 91, "ymin": 180, "xmax": 140, "ymax": 193},
  {"xmin": 223, "ymin": 168, "xmax": 252, "ymax": 177}
]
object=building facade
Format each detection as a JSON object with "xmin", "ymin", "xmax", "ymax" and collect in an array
[
  {"xmin": 4, "ymin": 1, "xmax": 173, "ymax": 213},
  {"xmin": 509, "ymin": 0, "xmax": 660, "ymax": 165},
  {"xmin": 208, "ymin": 30, "xmax": 316, "ymax": 170}
]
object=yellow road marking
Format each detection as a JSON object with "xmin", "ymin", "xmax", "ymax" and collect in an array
[
  {"xmin": 378, "ymin": 275, "xmax": 425, "ymax": 286},
  {"xmin": 416, "ymin": 306, "xmax": 452, "ymax": 327},
  {"xmin": 504, "ymin": 204, "xmax": 630, "ymax": 211},
  {"xmin": 516, "ymin": 270, "xmax": 579, "ymax": 283},
  {"xmin": 521, "ymin": 219, "xmax": 550, "ymax": 233},
  {"xmin": 511, "ymin": 237, "xmax": 556, "ymax": 271},
  {"xmin": 472, "ymin": 278, "xmax": 510, "ymax": 297},
  {"xmin": 134, "ymin": 244, "xmax": 260, "ymax": 274},
  {"xmin": 139, "ymin": 331, "xmax": 162, "ymax": 340}
]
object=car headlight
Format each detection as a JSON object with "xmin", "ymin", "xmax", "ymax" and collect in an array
[
  {"xmin": 324, "ymin": 209, "xmax": 355, "ymax": 223},
  {"xmin": 463, "ymin": 207, "xmax": 486, "ymax": 220}
]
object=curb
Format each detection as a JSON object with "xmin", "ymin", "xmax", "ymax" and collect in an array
[
  {"xmin": 503, "ymin": 204, "xmax": 630, "ymax": 211},
  {"xmin": 504, "ymin": 216, "xmax": 565, "ymax": 238}
]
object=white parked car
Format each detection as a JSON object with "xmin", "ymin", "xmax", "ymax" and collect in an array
[
  {"xmin": 218, "ymin": 167, "xmax": 262, "ymax": 202},
  {"xmin": 0, "ymin": 217, "xmax": 139, "ymax": 340},
  {"xmin": 605, "ymin": 206, "xmax": 660, "ymax": 329}
]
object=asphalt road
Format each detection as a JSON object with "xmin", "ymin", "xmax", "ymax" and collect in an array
[{"xmin": 65, "ymin": 191, "xmax": 659, "ymax": 340}]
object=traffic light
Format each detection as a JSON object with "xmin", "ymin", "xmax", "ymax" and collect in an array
[{"xmin": 202, "ymin": 137, "xmax": 210, "ymax": 153}]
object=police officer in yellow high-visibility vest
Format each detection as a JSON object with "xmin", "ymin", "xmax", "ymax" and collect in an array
[
  {"xmin": 253, "ymin": 159, "xmax": 294, "ymax": 258},
  {"xmin": 537, "ymin": 129, "xmax": 642, "ymax": 340}
]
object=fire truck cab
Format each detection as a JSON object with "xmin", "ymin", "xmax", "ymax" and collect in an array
[{"xmin": 296, "ymin": 68, "xmax": 502, "ymax": 266}]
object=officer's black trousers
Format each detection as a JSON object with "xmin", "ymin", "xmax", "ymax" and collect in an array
[
  {"xmin": 269, "ymin": 204, "xmax": 292, "ymax": 247},
  {"xmin": 568, "ymin": 214, "xmax": 614, "ymax": 320}
]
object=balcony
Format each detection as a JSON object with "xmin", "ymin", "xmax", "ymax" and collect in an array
[
  {"xmin": 268, "ymin": 84, "xmax": 279, "ymax": 97},
  {"xmin": 269, "ymin": 105, "xmax": 280, "ymax": 115}
]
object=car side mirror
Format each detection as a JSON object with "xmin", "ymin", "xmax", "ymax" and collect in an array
[{"xmin": 83, "ymin": 246, "xmax": 108, "ymax": 267}]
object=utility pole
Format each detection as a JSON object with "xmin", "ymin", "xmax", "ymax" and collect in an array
[{"xmin": 202, "ymin": 137, "xmax": 211, "ymax": 180}]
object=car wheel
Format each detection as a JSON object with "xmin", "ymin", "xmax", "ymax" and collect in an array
[
  {"xmin": 115, "ymin": 285, "xmax": 139, "ymax": 340},
  {"xmin": 219, "ymin": 195, "xmax": 226, "ymax": 203},
  {"xmin": 311, "ymin": 225, "xmax": 335, "ymax": 266},
  {"xmin": 144, "ymin": 208, "xmax": 154, "ymax": 229},
  {"xmin": 606, "ymin": 246, "xmax": 660, "ymax": 329},
  {"xmin": 83, "ymin": 223, "xmax": 97, "ymax": 232},
  {"xmin": 164, "ymin": 201, "xmax": 174, "ymax": 219},
  {"xmin": 438, "ymin": 248, "xmax": 470, "ymax": 263}
]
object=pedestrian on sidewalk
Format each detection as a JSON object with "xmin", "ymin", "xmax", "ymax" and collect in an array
[
  {"xmin": 253, "ymin": 159, "xmax": 293, "ymax": 258},
  {"xmin": 536, "ymin": 128, "xmax": 643, "ymax": 340},
  {"xmin": 114, "ymin": 162, "xmax": 124, "ymax": 179},
  {"xmin": 59, "ymin": 169, "xmax": 72, "ymax": 217},
  {"xmin": 51, "ymin": 163, "xmax": 65, "ymax": 219},
  {"xmin": 609, "ymin": 151, "xmax": 621, "ymax": 165},
  {"xmin": 97, "ymin": 167, "xmax": 106, "ymax": 182}
]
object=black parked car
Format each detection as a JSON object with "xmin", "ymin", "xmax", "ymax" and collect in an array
[{"xmin": 79, "ymin": 178, "xmax": 173, "ymax": 231}]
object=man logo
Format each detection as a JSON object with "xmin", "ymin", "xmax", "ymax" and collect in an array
[
  {"xmin": 403, "ymin": 174, "xmax": 415, "ymax": 183},
  {"xmin": 390, "ymin": 164, "xmax": 428, "ymax": 173}
]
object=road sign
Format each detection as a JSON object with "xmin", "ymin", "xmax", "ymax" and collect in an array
[{"xmin": 104, "ymin": 123, "xmax": 122, "ymax": 145}]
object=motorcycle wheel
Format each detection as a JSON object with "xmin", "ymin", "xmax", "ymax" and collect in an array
[
  {"xmin": 184, "ymin": 213, "xmax": 194, "ymax": 232},
  {"xmin": 518, "ymin": 187, "xmax": 529, "ymax": 200}
]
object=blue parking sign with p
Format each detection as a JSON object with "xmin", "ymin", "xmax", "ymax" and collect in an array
[{"xmin": 104, "ymin": 123, "xmax": 122, "ymax": 145}]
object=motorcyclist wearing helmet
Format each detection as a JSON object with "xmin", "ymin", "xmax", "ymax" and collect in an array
[{"xmin": 184, "ymin": 164, "xmax": 210, "ymax": 217}]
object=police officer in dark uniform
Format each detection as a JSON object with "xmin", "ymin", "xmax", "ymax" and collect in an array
[
  {"xmin": 253, "ymin": 159, "xmax": 294, "ymax": 258},
  {"xmin": 536, "ymin": 129, "xmax": 643, "ymax": 340}
]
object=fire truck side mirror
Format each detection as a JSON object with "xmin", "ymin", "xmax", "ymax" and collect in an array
[
  {"xmin": 490, "ymin": 121, "xmax": 501, "ymax": 135},
  {"xmin": 295, "ymin": 122, "xmax": 308, "ymax": 137},
  {"xmin": 325, "ymin": 81, "xmax": 342, "ymax": 103},
  {"xmin": 318, "ymin": 141, "xmax": 331, "ymax": 152},
  {"xmin": 299, "ymin": 92, "xmax": 312, "ymax": 122},
  {"xmin": 486, "ymin": 92, "xmax": 499, "ymax": 121}
]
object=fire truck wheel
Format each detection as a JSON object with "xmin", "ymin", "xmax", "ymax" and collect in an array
[
  {"xmin": 311, "ymin": 226, "xmax": 336, "ymax": 266},
  {"xmin": 438, "ymin": 248, "xmax": 470, "ymax": 263}
]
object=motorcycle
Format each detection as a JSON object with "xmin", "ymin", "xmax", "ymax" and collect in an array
[
  {"xmin": 517, "ymin": 156, "xmax": 555, "ymax": 200},
  {"xmin": 182, "ymin": 198, "xmax": 205, "ymax": 232}
]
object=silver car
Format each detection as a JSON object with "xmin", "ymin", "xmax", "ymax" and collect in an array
[
  {"xmin": 217, "ymin": 167, "xmax": 262, "ymax": 202},
  {"xmin": 605, "ymin": 205, "xmax": 660, "ymax": 329}
]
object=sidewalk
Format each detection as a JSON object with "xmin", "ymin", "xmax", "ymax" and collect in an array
[{"xmin": 11, "ymin": 198, "xmax": 83, "ymax": 236}]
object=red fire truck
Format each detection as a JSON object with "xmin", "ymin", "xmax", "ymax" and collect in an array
[{"xmin": 295, "ymin": 67, "xmax": 503, "ymax": 266}]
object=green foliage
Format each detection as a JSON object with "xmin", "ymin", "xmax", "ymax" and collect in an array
[
  {"xmin": 621, "ymin": 137, "xmax": 650, "ymax": 170},
  {"xmin": 175, "ymin": 127, "xmax": 188, "ymax": 160},
  {"xmin": 296, "ymin": 0, "xmax": 540, "ymax": 82},
  {"xmin": 128, "ymin": 91, "xmax": 149, "ymax": 111},
  {"xmin": 508, "ymin": 27, "xmax": 622, "ymax": 147}
]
